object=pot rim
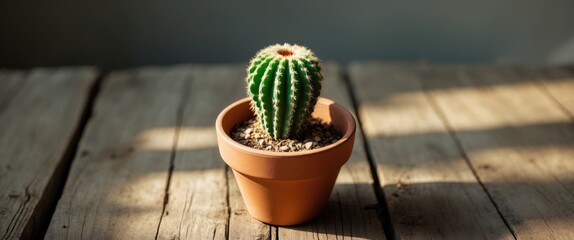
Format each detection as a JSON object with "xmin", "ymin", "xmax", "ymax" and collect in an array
[{"xmin": 215, "ymin": 97, "xmax": 356, "ymax": 157}]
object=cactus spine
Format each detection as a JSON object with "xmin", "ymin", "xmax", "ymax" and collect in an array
[{"xmin": 246, "ymin": 43, "xmax": 323, "ymax": 139}]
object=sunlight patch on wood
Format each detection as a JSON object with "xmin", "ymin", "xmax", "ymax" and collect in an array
[
  {"xmin": 361, "ymin": 79, "xmax": 573, "ymax": 137},
  {"xmin": 106, "ymin": 172, "xmax": 167, "ymax": 208},
  {"xmin": 334, "ymin": 162, "xmax": 375, "ymax": 185},
  {"xmin": 136, "ymin": 127, "xmax": 217, "ymax": 150}
]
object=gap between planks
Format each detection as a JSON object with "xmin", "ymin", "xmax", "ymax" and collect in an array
[
  {"xmin": 421, "ymin": 64, "xmax": 574, "ymax": 239},
  {"xmin": 342, "ymin": 71, "xmax": 396, "ymax": 240},
  {"xmin": 45, "ymin": 66, "xmax": 192, "ymax": 239},
  {"xmin": 348, "ymin": 62, "xmax": 517, "ymax": 239},
  {"xmin": 0, "ymin": 68, "xmax": 99, "ymax": 240},
  {"xmin": 154, "ymin": 71, "xmax": 192, "ymax": 240},
  {"xmin": 33, "ymin": 72, "xmax": 104, "ymax": 239},
  {"xmin": 418, "ymin": 65, "xmax": 518, "ymax": 239}
]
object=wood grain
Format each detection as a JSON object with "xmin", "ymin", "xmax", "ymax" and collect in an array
[
  {"xmin": 535, "ymin": 66, "xmax": 574, "ymax": 118},
  {"xmin": 278, "ymin": 63, "xmax": 386, "ymax": 240},
  {"xmin": 0, "ymin": 68, "xmax": 97, "ymax": 240},
  {"xmin": 348, "ymin": 62, "xmax": 513, "ymax": 239},
  {"xmin": 45, "ymin": 66, "xmax": 188, "ymax": 239},
  {"xmin": 425, "ymin": 65, "xmax": 574, "ymax": 239},
  {"xmin": 0, "ymin": 70, "xmax": 27, "ymax": 115}
]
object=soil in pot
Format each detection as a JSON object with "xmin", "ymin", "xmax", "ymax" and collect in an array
[{"xmin": 230, "ymin": 117, "xmax": 342, "ymax": 152}]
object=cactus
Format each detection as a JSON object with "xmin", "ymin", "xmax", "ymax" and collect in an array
[{"xmin": 246, "ymin": 43, "xmax": 323, "ymax": 139}]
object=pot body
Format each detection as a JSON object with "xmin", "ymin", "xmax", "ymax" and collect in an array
[
  {"xmin": 231, "ymin": 169, "xmax": 340, "ymax": 225},
  {"xmin": 215, "ymin": 97, "xmax": 356, "ymax": 226}
]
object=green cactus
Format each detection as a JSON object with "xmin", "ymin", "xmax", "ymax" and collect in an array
[{"xmin": 246, "ymin": 43, "xmax": 323, "ymax": 139}]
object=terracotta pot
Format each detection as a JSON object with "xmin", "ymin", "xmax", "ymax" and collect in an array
[{"xmin": 215, "ymin": 97, "xmax": 356, "ymax": 226}]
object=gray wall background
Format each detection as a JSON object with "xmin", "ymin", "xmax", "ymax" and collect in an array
[{"xmin": 1, "ymin": 0, "xmax": 574, "ymax": 70}]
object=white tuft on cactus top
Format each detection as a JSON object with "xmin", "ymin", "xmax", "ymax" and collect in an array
[{"xmin": 256, "ymin": 43, "xmax": 318, "ymax": 61}]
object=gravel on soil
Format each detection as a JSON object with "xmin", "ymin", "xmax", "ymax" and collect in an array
[{"xmin": 231, "ymin": 117, "xmax": 343, "ymax": 152}]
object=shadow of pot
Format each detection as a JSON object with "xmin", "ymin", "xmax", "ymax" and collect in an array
[{"xmin": 216, "ymin": 97, "xmax": 356, "ymax": 226}]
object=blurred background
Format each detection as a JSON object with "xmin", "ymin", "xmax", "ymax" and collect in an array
[{"xmin": 1, "ymin": 0, "xmax": 574, "ymax": 71}]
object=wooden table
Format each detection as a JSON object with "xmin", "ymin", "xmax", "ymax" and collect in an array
[{"xmin": 1, "ymin": 63, "xmax": 573, "ymax": 240}]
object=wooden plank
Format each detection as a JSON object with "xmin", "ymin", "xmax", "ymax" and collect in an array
[
  {"xmin": 278, "ymin": 63, "xmax": 386, "ymax": 239},
  {"xmin": 45, "ymin": 66, "xmax": 188, "ymax": 239},
  {"xmin": 348, "ymin": 62, "xmax": 514, "ymax": 239},
  {"xmin": 535, "ymin": 66, "xmax": 574, "ymax": 118},
  {"xmin": 0, "ymin": 70, "xmax": 27, "ymax": 115},
  {"xmin": 424, "ymin": 65, "xmax": 574, "ymax": 239},
  {"xmin": 156, "ymin": 64, "xmax": 271, "ymax": 239},
  {"xmin": 0, "ymin": 67, "xmax": 97, "ymax": 240},
  {"xmin": 228, "ymin": 170, "xmax": 273, "ymax": 240}
]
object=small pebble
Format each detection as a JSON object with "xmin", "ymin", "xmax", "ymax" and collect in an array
[
  {"xmin": 280, "ymin": 146, "xmax": 289, "ymax": 152},
  {"xmin": 304, "ymin": 142, "xmax": 314, "ymax": 150},
  {"xmin": 314, "ymin": 136, "xmax": 321, "ymax": 142},
  {"xmin": 245, "ymin": 128, "xmax": 253, "ymax": 134}
]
